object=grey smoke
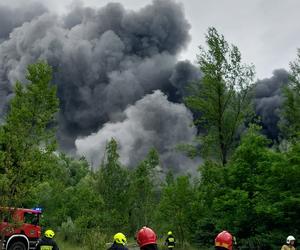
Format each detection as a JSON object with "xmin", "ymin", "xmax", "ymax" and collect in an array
[
  {"xmin": 76, "ymin": 90, "xmax": 200, "ymax": 171},
  {"xmin": 169, "ymin": 60, "xmax": 202, "ymax": 102},
  {"xmin": 254, "ymin": 69, "xmax": 289, "ymax": 140},
  {"xmin": 0, "ymin": 0, "xmax": 287, "ymax": 172},
  {"xmin": 0, "ymin": 2, "xmax": 47, "ymax": 41},
  {"xmin": 0, "ymin": 0, "xmax": 194, "ymax": 151}
]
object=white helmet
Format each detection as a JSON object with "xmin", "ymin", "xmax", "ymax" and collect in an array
[{"xmin": 287, "ymin": 235, "xmax": 296, "ymax": 244}]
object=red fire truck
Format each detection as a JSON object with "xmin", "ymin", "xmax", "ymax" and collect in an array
[{"xmin": 0, "ymin": 207, "xmax": 42, "ymax": 250}]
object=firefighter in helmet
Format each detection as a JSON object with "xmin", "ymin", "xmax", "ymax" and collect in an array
[
  {"xmin": 108, "ymin": 232, "xmax": 128, "ymax": 250},
  {"xmin": 165, "ymin": 231, "xmax": 176, "ymax": 250},
  {"xmin": 136, "ymin": 226, "xmax": 158, "ymax": 250},
  {"xmin": 281, "ymin": 235, "xmax": 296, "ymax": 250},
  {"xmin": 215, "ymin": 231, "xmax": 233, "ymax": 250},
  {"xmin": 35, "ymin": 229, "xmax": 59, "ymax": 250}
]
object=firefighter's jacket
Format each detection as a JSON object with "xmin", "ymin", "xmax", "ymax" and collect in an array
[
  {"xmin": 107, "ymin": 242, "xmax": 129, "ymax": 250},
  {"xmin": 140, "ymin": 244, "xmax": 158, "ymax": 250},
  {"xmin": 165, "ymin": 235, "xmax": 176, "ymax": 248},
  {"xmin": 35, "ymin": 236, "xmax": 59, "ymax": 250},
  {"xmin": 281, "ymin": 244, "xmax": 296, "ymax": 250}
]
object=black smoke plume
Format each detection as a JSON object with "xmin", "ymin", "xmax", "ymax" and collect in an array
[
  {"xmin": 0, "ymin": 0, "xmax": 288, "ymax": 169},
  {"xmin": 254, "ymin": 69, "xmax": 289, "ymax": 140},
  {"xmin": 0, "ymin": 0, "xmax": 202, "ymax": 169}
]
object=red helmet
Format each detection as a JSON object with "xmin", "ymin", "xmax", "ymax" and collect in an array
[
  {"xmin": 215, "ymin": 231, "xmax": 233, "ymax": 250},
  {"xmin": 136, "ymin": 226, "xmax": 157, "ymax": 247}
]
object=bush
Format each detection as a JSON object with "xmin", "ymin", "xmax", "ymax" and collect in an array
[
  {"xmin": 83, "ymin": 229, "xmax": 107, "ymax": 250},
  {"xmin": 60, "ymin": 217, "xmax": 84, "ymax": 243}
]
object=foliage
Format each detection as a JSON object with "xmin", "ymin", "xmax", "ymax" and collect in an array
[
  {"xmin": 280, "ymin": 49, "xmax": 300, "ymax": 140},
  {"xmin": 185, "ymin": 27, "xmax": 255, "ymax": 165},
  {"xmin": 83, "ymin": 229, "xmax": 107, "ymax": 250},
  {"xmin": 0, "ymin": 32, "xmax": 299, "ymax": 250},
  {"xmin": 190, "ymin": 126, "xmax": 299, "ymax": 249},
  {"xmin": 157, "ymin": 175, "xmax": 195, "ymax": 245},
  {"xmin": 128, "ymin": 148, "xmax": 160, "ymax": 234},
  {"xmin": 95, "ymin": 138, "xmax": 130, "ymax": 233},
  {"xmin": 0, "ymin": 61, "xmax": 59, "ymax": 206}
]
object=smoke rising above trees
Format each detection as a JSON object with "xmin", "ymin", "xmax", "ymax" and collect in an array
[
  {"xmin": 0, "ymin": 0, "xmax": 292, "ymax": 170},
  {"xmin": 0, "ymin": 0, "xmax": 199, "ymax": 162},
  {"xmin": 76, "ymin": 90, "xmax": 200, "ymax": 171},
  {"xmin": 254, "ymin": 69, "xmax": 289, "ymax": 140}
]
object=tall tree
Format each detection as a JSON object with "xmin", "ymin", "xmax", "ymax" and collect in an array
[
  {"xmin": 157, "ymin": 175, "xmax": 195, "ymax": 246},
  {"xmin": 0, "ymin": 61, "xmax": 59, "ymax": 206},
  {"xmin": 280, "ymin": 49, "xmax": 300, "ymax": 140},
  {"xmin": 185, "ymin": 27, "xmax": 255, "ymax": 165},
  {"xmin": 129, "ymin": 148, "xmax": 159, "ymax": 233},
  {"xmin": 212, "ymin": 125, "xmax": 299, "ymax": 248},
  {"xmin": 96, "ymin": 138, "xmax": 130, "ymax": 233}
]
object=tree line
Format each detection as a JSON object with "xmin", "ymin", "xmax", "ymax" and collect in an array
[{"xmin": 0, "ymin": 27, "xmax": 299, "ymax": 249}]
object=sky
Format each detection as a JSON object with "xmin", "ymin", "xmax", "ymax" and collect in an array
[{"xmin": 4, "ymin": 0, "xmax": 300, "ymax": 79}]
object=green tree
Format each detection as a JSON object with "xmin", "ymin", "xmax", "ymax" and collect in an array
[
  {"xmin": 189, "ymin": 125, "xmax": 300, "ymax": 249},
  {"xmin": 262, "ymin": 141, "xmax": 300, "ymax": 245},
  {"xmin": 190, "ymin": 161, "xmax": 224, "ymax": 247},
  {"xmin": 27, "ymin": 154, "xmax": 92, "ymax": 227},
  {"xmin": 214, "ymin": 126, "xmax": 273, "ymax": 240},
  {"xmin": 0, "ymin": 61, "xmax": 59, "ymax": 206},
  {"xmin": 96, "ymin": 138, "xmax": 130, "ymax": 233},
  {"xmin": 280, "ymin": 49, "xmax": 300, "ymax": 140},
  {"xmin": 57, "ymin": 154, "xmax": 89, "ymax": 186},
  {"xmin": 129, "ymin": 148, "xmax": 160, "ymax": 234},
  {"xmin": 157, "ymin": 175, "xmax": 195, "ymax": 246},
  {"xmin": 185, "ymin": 27, "xmax": 255, "ymax": 165},
  {"xmin": 62, "ymin": 174, "xmax": 104, "ymax": 240},
  {"xmin": 211, "ymin": 126, "xmax": 299, "ymax": 248}
]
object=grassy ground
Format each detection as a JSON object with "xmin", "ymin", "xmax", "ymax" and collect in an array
[
  {"xmin": 56, "ymin": 238, "xmax": 82, "ymax": 250},
  {"xmin": 56, "ymin": 237, "xmax": 207, "ymax": 250}
]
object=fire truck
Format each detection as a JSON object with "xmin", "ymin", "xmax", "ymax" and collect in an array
[{"xmin": 0, "ymin": 207, "xmax": 42, "ymax": 250}]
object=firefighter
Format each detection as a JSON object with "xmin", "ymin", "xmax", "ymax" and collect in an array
[
  {"xmin": 108, "ymin": 232, "xmax": 129, "ymax": 250},
  {"xmin": 35, "ymin": 229, "xmax": 59, "ymax": 250},
  {"xmin": 215, "ymin": 231, "xmax": 233, "ymax": 250},
  {"xmin": 136, "ymin": 226, "xmax": 158, "ymax": 250},
  {"xmin": 165, "ymin": 231, "xmax": 176, "ymax": 250},
  {"xmin": 281, "ymin": 235, "xmax": 296, "ymax": 250}
]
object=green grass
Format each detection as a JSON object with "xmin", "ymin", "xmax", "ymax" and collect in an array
[
  {"xmin": 56, "ymin": 237, "xmax": 209, "ymax": 250},
  {"xmin": 56, "ymin": 238, "xmax": 82, "ymax": 250}
]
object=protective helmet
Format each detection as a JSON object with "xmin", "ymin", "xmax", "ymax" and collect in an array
[
  {"xmin": 215, "ymin": 231, "xmax": 233, "ymax": 250},
  {"xmin": 114, "ymin": 232, "xmax": 127, "ymax": 245},
  {"xmin": 168, "ymin": 231, "xmax": 172, "ymax": 236},
  {"xmin": 287, "ymin": 235, "xmax": 296, "ymax": 244},
  {"xmin": 44, "ymin": 229, "xmax": 55, "ymax": 239},
  {"xmin": 136, "ymin": 226, "xmax": 157, "ymax": 247}
]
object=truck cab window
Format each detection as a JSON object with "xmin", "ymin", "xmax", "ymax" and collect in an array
[{"xmin": 24, "ymin": 213, "xmax": 39, "ymax": 225}]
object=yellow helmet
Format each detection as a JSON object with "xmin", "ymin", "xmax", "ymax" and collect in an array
[
  {"xmin": 114, "ymin": 232, "xmax": 127, "ymax": 245},
  {"xmin": 168, "ymin": 231, "xmax": 172, "ymax": 235},
  {"xmin": 44, "ymin": 229, "xmax": 55, "ymax": 239}
]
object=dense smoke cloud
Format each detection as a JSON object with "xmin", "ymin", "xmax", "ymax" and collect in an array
[
  {"xmin": 254, "ymin": 69, "xmax": 289, "ymax": 140},
  {"xmin": 169, "ymin": 60, "xmax": 201, "ymax": 102},
  {"xmin": 76, "ymin": 90, "xmax": 200, "ymax": 171},
  {"xmin": 0, "ymin": 0, "xmax": 204, "ymax": 171},
  {"xmin": 0, "ymin": 0, "xmax": 195, "ymax": 150},
  {"xmin": 0, "ymin": 0, "xmax": 288, "ymax": 171},
  {"xmin": 0, "ymin": 2, "xmax": 47, "ymax": 41}
]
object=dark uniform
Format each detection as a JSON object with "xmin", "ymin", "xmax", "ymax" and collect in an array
[
  {"xmin": 108, "ymin": 242, "xmax": 129, "ymax": 250},
  {"xmin": 141, "ymin": 244, "xmax": 159, "ymax": 250},
  {"xmin": 35, "ymin": 236, "xmax": 59, "ymax": 250},
  {"xmin": 165, "ymin": 234, "xmax": 176, "ymax": 249}
]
